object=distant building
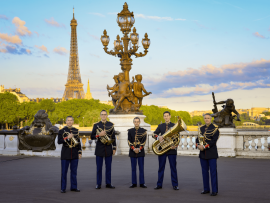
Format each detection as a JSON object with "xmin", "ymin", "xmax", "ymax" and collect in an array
[
  {"xmin": 158, "ymin": 106, "xmax": 168, "ymax": 109},
  {"xmin": 99, "ymin": 100, "xmax": 114, "ymax": 106},
  {"xmin": 0, "ymin": 85, "xmax": 30, "ymax": 103},
  {"xmin": 85, "ymin": 79, "xmax": 92, "ymax": 100},
  {"xmin": 250, "ymin": 107, "xmax": 270, "ymax": 118},
  {"xmin": 189, "ymin": 110, "xmax": 212, "ymax": 117},
  {"xmin": 29, "ymin": 98, "xmax": 63, "ymax": 103}
]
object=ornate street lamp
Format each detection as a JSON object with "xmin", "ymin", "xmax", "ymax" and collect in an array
[
  {"xmin": 101, "ymin": 2, "xmax": 150, "ymax": 82},
  {"xmin": 100, "ymin": 2, "xmax": 151, "ymax": 114}
]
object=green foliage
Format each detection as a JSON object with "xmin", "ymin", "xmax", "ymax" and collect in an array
[
  {"xmin": 0, "ymin": 92, "xmax": 193, "ymax": 127},
  {"xmin": 262, "ymin": 112, "xmax": 270, "ymax": 116},
  {"xmin": 140, "ymin": 105, "xmax": 192, "ymax": 125},
  {"xmin": 0, "ymin": 92, "xmax": 20, "ymax": 125},
  {"xmin": 39, "ymin": 99, "xmax": 55, "ymax": 113},
  {"xmin": 240, "ymin": 113, "xmax": 250, "ymax": 120},
  {"xmin": 191, "ymin": 116, "xmax": 204, "ymax": 126}
]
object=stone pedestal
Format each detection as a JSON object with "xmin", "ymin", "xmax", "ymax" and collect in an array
[
  {"xmin": 3, "ymin": 135, "xmax": 19, "ymax": 155},
  {"xmin": 20, "ymin": 150, "xmax": 55, "ymax": 156},
  {"xmin": 217, "ymin": 128, "xmax": 238, "ymax": 157},
  {"xmin": 52, "ymin": 137, "xmax": 61, "ymax": 157},
  {"xmin": 108, "ymin": 114, "xmax": 151, "ymax": 155},
  {"xmin": 0, "ymin": 134, "xmax": 5, "ymax": 154}
]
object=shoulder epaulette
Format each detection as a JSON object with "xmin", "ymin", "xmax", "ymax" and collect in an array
[
  {"xmin": 108, "ymin": 121, "xmax": 114, "ymax": 125},
  {"xmin": 141, "ymin": 127, "xmax": 147, "ymax": 131},
  {"xmin": 213, "ymin": 124, "xmax": 218, "ymax": 128}
]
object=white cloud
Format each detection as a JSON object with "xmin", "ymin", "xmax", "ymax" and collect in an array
[
  {"xmin": 89, "ymin": 12, "xmax": 105, "ymax": 17},
  {"xmin": 12, "ymin": 17, "xmax": 32, "ymax": 36},
  {"xmin": 135, "ymin": 14, "xmax": 173, "ymax": 21}
]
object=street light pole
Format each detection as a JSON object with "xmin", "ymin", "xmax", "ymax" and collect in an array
[{"xmin": 100, "ymin": 2, "xmax": 151, "ymax": 113}]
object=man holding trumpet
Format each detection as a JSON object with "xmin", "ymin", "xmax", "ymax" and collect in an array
[
  {"xmin": 91, "ymin": 110, "xmax": 116, "ymax": 189},
  {"xmin": 196, "ymin": 113, "xmax": 219, "ymax": 196},
  {"xmin": 58, "ymin": 116, "xmax": 82, "ymax": 193}
]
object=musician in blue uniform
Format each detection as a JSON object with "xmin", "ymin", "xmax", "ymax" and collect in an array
[
  {"xmin": 196, "ymin": 113, "xmax": 219, "ymax": 196},
  {"xmin": 153, "ymin": 111, "xmax": 179, "ymax": 190},
  {"xmin": 91, "ymin": 110, "xmax": 116, "ymax": 189},
  {"xmin": 128, "ymin": 117, "xmax": 147, "ymax": 188},
  {"xmin": 58, "ymin": 116, "xmax": 82, "ymax": 193}
]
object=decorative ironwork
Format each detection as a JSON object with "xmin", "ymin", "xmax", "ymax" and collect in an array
[{"xmin": 63, "ymin": 8, "xmax": 85, "ymax": 100}]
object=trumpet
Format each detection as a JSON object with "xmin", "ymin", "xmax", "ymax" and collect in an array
[
  {"xmin": 64, "ymin": 130, "xmax": 80, "ymax": 147},
  {"xmin": 96, "ymin": 125, "xmax": 115, "ymax": 145}
]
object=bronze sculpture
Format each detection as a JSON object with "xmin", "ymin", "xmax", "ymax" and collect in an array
[
  {"xmin": 18, "ymin": 110, "xmax": 59, "ymax": 152},
  {"xmin": 101, "ymin": 3, "xmax": 151, "ymax": 114},
  {"xmin": 211, "ymin": 92, "xmax": 241, "ymax": 128}
]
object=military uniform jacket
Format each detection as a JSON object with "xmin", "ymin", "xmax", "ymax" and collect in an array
[
  {"xmin": 128, "ymin": 127, "xmax": 147, "ymax": 158},
  {"xmin": 91, "ymin": 121, "xmax": 116, "ymax": 157},
  {"xmin": 58, "ymin": 126, "xmax": 82, "ymax": 160},
  {"xmin": 153, "ymin": 122, "xmax": 177, "ymax": 155},
  {"xmin": 196, "ymin": 123, "xmax": 219, "ymax": 159}
]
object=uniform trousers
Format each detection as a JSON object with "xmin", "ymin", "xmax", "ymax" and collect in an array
[
  {"xmin": 157, "ymin": 154, "xmax": 178, "ymax": 187},
  {"xmin": 96, "ymin": 155, "xmax": 112, "ymax": 186},
  {"xmin": 200, "ymin": 158, "xmax": 218, "ymax": 193},
  {"xmin": 130, "ymin": 157, "xmax": 145, "ymax": 185},
  {"xmin": 61, "ymin": 159, "xmax": 79, "ymax": 191}
]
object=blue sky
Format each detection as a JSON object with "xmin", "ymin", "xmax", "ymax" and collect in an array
[{"xmin": 1, "ymin": 0, "xmax": 270, "ymax": 111}]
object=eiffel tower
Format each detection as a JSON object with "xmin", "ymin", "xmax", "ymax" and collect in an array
[{"xmin": 62, "ymin": 8, "xmax": 85, "ymax": 100}]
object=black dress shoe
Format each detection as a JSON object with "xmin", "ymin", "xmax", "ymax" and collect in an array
[
  {"xmin": 96, "ymin": 185, "xmax": 101, "ymax": 189},
  {"xmin": 201, "ymin": 191, "xmax": 210, "ymax": 194},
  {"xmin": 140, "ymin": 184, "xmax": 147, "ymax": 188},
  {"xmin": 211, "ymin": 192, "xmax": 218, "ymax": 196},
  {"xmin": 173, "ymin": 186, "xmax": 179, "ymax": 190},
  {"xmin": 129, "ymin": 184, "xmax": 137, "ymax": 188},
  {"xmin": 70, "ymin": 189, "xmax": 80, "ymax": 192},
  {"xmin": 61, "ymin": 190, "xmax": 66, "ymax": 193},
  {"xmin": 106, "ymin": 184, "xmax": 115, "ymax": 189},
  {"xmin": 154, "ymin": 186, "xmax": 162, "ymax": 190}
]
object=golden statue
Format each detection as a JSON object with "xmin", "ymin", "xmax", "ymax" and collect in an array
[
  {"xmin": 107, "ymin": 75, "xmax": 119, "ymax": 106},
  {"xmin": 131, "ymin": 74, "xmax": 152, "ymax": 108}
]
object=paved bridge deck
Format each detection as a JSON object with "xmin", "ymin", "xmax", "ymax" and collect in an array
[{"xmin": 0, "ymin": 155, "xmax": 269, "ymax": 203}]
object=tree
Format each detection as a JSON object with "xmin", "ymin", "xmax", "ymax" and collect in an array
[
  {"xmin": 0, "ymin": 92, "xmax": 20, "ymax": 128},
  {"xmin": 262, "ymin": 112, "xmax": 270, "ymax": 116},
  {"xmin": 192, "ymin": 116, "xmax": 204, "ymax": 126},
  {"xmin": 18, "ymin": 102, "xmax": 40, "ymax": 126},
  {"xmin": 240, "ymin": 113, "xmax": 250, "ymax": 120},
  {"xmin": 39, "ymin": 99, "xmax": 55, "ymax": 113}
]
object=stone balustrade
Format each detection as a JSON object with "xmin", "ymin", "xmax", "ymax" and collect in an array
[{"xmin": 0, "ymin": 128, "xmax": 269, "ymax": 158}]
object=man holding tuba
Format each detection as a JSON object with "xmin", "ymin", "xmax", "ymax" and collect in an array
[
  {"xmin": 128, "ymin": 117, "xmax": 147, "ymax": 188},
  {"xmin": 152, "ymin": 111, "xmax": 179, "ymax": 190},
  {"xmin": 58, "ymin": 116, "xmax": 82, "ymax": 193},
  {"xmin": 91, "ymin": 110, "xmax": 116, "ymax": 189},
  {"xmin": 196, "ymin": 113, "xmax": 219, "ymax": 196}
]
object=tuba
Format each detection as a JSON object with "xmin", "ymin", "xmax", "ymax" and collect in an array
[
  {"xmin": 152, "ymin": 117, "xmax": 188, "ymax": 156},
  {"xmin": 96, "ymin": 125, "xmax": 115, "ymax": 145}
]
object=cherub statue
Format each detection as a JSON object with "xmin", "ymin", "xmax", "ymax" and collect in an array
[
  {"xmin": 107, "ymin": 75, "xmax": 119, "ymax": 106},
  {"xmin": 131, "ymin": 74, "xmax": 152, "ymax": 108},
  {"xmin": 110, "ymin": 73, "xmax": 131, "ymax": 112},
  {"xmin": 211, "ymin": 98, "xmax": 241, "ymax": 128}
]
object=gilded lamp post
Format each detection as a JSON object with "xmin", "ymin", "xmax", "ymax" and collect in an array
[{"xmin": 101, "ymin": 2, "xmax": 152, "ymax": 114}]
